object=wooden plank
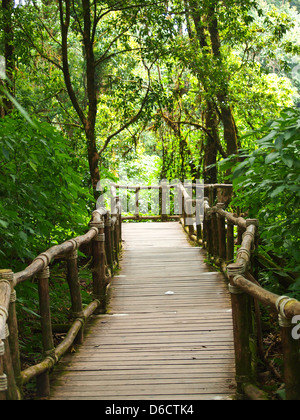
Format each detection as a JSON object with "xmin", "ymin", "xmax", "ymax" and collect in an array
[{"xmin": 50, "ymin": 222, "xmax": 236, "ymax": 400}]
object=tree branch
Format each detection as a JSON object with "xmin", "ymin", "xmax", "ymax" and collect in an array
[
  {"xmin": 98, "ymin": 61, "xmax": 155, "ymax": 155},
  {"xmin": 58, "ymin": 0, "xmax": 86, "ymax": 127}
]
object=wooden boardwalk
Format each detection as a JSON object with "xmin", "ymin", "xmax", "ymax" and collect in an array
[{"xmin": 50, "ymin": 222, "xmax": 236, "ymax": 400}]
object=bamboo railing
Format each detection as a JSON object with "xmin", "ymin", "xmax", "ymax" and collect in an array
[
  {"xmin": 197, "ymin": 198, "xmax": 300, "ymax": 401},
  {"xmin": 0, "ymin": 198, "xmax": 122, "ymax": 400},
  {"xmin": 114, "ymin": 182, "xmax": 232, "ymax": 222},
  {"xmin": 2, "ymin": 181, "xmax": 299, "ymax": 400}
]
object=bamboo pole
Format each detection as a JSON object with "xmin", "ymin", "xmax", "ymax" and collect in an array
[
  {"xmin": 37, "ymin": 267, "xmax": 54, "ymax": 398},
  {"xmin": 135, "ymin": 186, "xmax": 140, "ymax": 219},
  {"xmin": 14, "ymin": 228, "xmax": 98, "ymax": 285},
  {"xmin": 0, "ymin": 340, "xmax": 6, "ymax": 400},
  {"xmin": 227, "ymin": 265, "xmax": 253, "ymax": 397},
  {"xmin": 0, "ymin": 270, "xmax": 10, "ymax": 400},
  {"xmin": 216, "ymin": 203, "xmax": 226, "ymax": 260},
  {"xmin": 5, "ymin": 270, "xmax": 22, "ymax": 398},
  {"xmin": 226, "ymin": 220, "xmax": 234, "ymax": 263},
  {"xmin": 66, "ymin": 249, "xmax": 84, "ymax": 345},
  {"xmin": 91, "ymin": 220, "xmax": 107, "ymax": 314},
  {"xmin": 3, "ymin": 335, "xmax": 19, "ymax": 400},
  {"xmin": 21, "ymin": 299, "xmax": 100, "ymax": 386},
  {"xmin": 105, "ymin": 216, "xmax": 113, "ymax": 273},
  {"xmin": 211, "ymin": 209, "xmax": 219, "ymax": 257}
]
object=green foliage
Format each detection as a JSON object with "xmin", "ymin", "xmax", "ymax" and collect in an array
[
  {"xmin": 222, "ymin": 107, "xmax": 300, "ymax": 294},
  {"xmin": 0, "ymin": 113, "xmax": 91, "ymax": 272}
]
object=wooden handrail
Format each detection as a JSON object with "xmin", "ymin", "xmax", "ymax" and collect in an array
[
  {"xmin": 113, "ymin": 182, "xmax": 232, "ymax": 222},
  {"xmin": 0, "ymin": 201, "xmax": 122, "ymax": 400},
  {"xmin": 202, "ymin": 199, "xmax": 300, "ymax": 401},
  {"xmin": 2, "ymin": 182, "xmax": 299, "ymax": 401}
]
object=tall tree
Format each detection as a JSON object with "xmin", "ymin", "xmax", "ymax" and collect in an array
[
  {"xmin": 1, "ymin": 0, "xmax": 15, "ymax": 115},
  {"xmin": 16, "ymin": 0, "xmax": 164, "ymax": 197}
]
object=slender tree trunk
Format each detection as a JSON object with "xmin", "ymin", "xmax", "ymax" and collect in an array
[
  {"xmin": 59, "ymin": 0, "xmax": 100, "ymax": 198},
  {"xmin": 82, "ymin": 0, "xmax": 100, "ymax": 196},
  {"xmin": 207, "ymin": 2, "xmax": 238, "ymax": 157},
  {"xmin": 1, "ymin": 0, "xmax": 14, "ymax": 115},
  {"xmin": 188, "ymin": 0, "xmax": 239, "ymax": 160},
  {"xmin": 203, "ymin": 101, "xmax": 218, "ymax": 184}
]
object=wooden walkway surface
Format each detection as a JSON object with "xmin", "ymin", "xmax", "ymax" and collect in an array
[{"xmin": 50, "ymin": 222, "xmax": 236, "ymax": 400}]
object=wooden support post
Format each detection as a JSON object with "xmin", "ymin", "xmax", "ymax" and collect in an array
[
  {"xmin": 160, "ymin": 181, "xmax": 168, "ymax": 222},
  {"xmin": 111, "ymin": 220, "xmax": 116, "ymax": 266},
  {"xmin": 37, "ymin": 267, "xmax": 55, "ymax": 399},
  {"xmin": 184, "ymin": 199, "xmax": 194, "ymax": 236},
  {"xmin": 105, "ymin": 216, "xmax": 113, "ymax": 273},
  {"xmin": 135, "ymin": 186, "xmax": 140, "ymax": 220},
  {"xmin": 91, "ymin": 221, "xmax": 107, "ymax": 314},
  {"xmin": 66, "ymin": 249, "xmax": 84, "ymax": 345},
  {"xmin": 211, "ymin": 209, "xmax": 219, "ymax": 257},
  {"xmin": 202, "ymin": 198, "xmax": 209, "ymax": 249},
  {"xmin": 216, "ymin": 203, "xmax": 226, "ymax": 260},
  {"xmin": 3, "ymin": 333, "xmax": 19, "ymax": 400},
  {"xmin": 117, "ymin": 199, "xmax": 122, "ymax": 245},
  {"xmin": 0, "ymin": 271, "xmax": 19, "ymax": 400},
  {"xmin": 226, "ymin": 220, "xmax": 235, "ymax": 263},
  {"xmin": 0, "ymin": 340, "xmax": 6, "ymax": 400},
  {"xmin": 205, "ymin": 208, "xmax": 213, "ymax": 255},
  {"xmin": 208, "ymin": 186, "xmax": 214, "ymax": 206},
  {"xmin": 276, "ymin": 297, "xmax": 300, "ymax": 400},
  {"xmin": 5, "ymin": 270, "xmax": 22, "ymax": 399},
  {"xmin": 227, "ymin": 264, "xmax": 253, "ymax": 398},
  {"xmin": 196, "ymin": 201, "xmax": 202, "ymax": 242},
  {"xmin": 114, "ymin": 218, "xmax": 120, "ymax": 267}
]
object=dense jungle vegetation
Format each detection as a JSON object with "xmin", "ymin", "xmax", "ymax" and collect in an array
[{"xmin": 0, "ymin": 0, "xmax": 299, "ymax": 398}]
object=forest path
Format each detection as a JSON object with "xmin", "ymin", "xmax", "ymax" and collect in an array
[{"xmin": 50, "ymin": 222, "xmax": 236, "ymax": 400}]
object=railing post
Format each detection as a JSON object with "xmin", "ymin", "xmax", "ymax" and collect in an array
[
  {"xmin": 211, "ymin": 208, "xmax": 219, "ymax": 257},
  {"xmin": 37, "ymin": 267, "xmax": 55, "ymax": 399},
  {"xmin": 195, "ymin": 200, "xmax": 202, "ymax": 242},
  {"xmin": 227, "ymin": 264, "xmax": 253, "ymax": 398},
  {"xmin": 216, "ymin": 203, "xmax": 226, "ymax": 261},
  {"xmin": 276, "ymin": 297, "xmax": 300, "ymax": 400},
  {"xmin": 105, "ymin": 215, "xmax": 114, "ymax": 274},
  {"xmin": 66, "ymin": 248, "xmax": 84, "ymax": 345},
  {"xmin": 184, "ymin": 198, "xmax": 194, "ymax": 236},
  {"xmin": 0, "ymin": 339, "xmax": 6, "ymax": 400},
  {"xmin": 135, "ymin": 186, "xmax": 140, "ymax": 220},
  {"xmin": 226, "ymin": 220, "xmax": 235, "ymax": 263},
  {"xmin": 5, "ymin": 270, "xmax": 22, "ymax": 399},
  {"xmin": 160, "ymin": 181, "xmax": 168, "ymax": 222},
  {"xmin": 91, "ymin": 220, "xmax": 107, "ymax": 314},
  {"xmin": 237, "ymin": 208, "xmax": 245, "ymax": 246},
  {"xmin": 205, "ymin": 207, "xmax": 213, "ymax": 255}
]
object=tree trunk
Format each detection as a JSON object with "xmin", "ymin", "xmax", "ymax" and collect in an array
[
  {"xmin": 203, "ymin": 101, "xmax": 218, "ymax": 184},
  {"xmin": 59, "ymin": 0, "xmax": 100, "ymax": 199},
  {"xmin": 207, "ymin": 2, "xmax": 239, "ymax": 157},
  {"xmin": 82, "ymin": 0, "xmax": 100, "ymax": 198},
  {"xmin": 1, "ymin": 0, "xmax": 14, "ymax": 115}
]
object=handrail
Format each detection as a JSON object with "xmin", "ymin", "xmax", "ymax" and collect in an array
[
  {"xmin": 113, "ymin": 182, "xmax": 232, "ymax": 222},
  {"xmin": 202, "ymin": 199, "xmax": 300, "ymax": 401},
  {"xmin": 2, "ymin": 182, "xmax": 299, "ymax": 400},
  {"xmin": 0, "ymin": 194, "xmax": 122, "ymax": 400}
]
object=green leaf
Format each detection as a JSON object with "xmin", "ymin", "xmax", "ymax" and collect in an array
[
  {"xmin": 265, "ymin": 152, "xmax": 279, "ymax": 164},
  {"xmin": 1, "ymin": 146, "xmax": 10, "ymax": 160},
  {"xmin": 270, "ymin": 185, "xmax": 285, "ymax": 197},
  {"xmin": 281, "ymin": 155, "xmax": 294, "ymax": 168},
  {"xmin": 29, "ymin": 161, "xmax": 38, "ymax": 172},
  {"xmin": 0, "ymin": 220, "xmax": 9, "ymax": 229}
]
